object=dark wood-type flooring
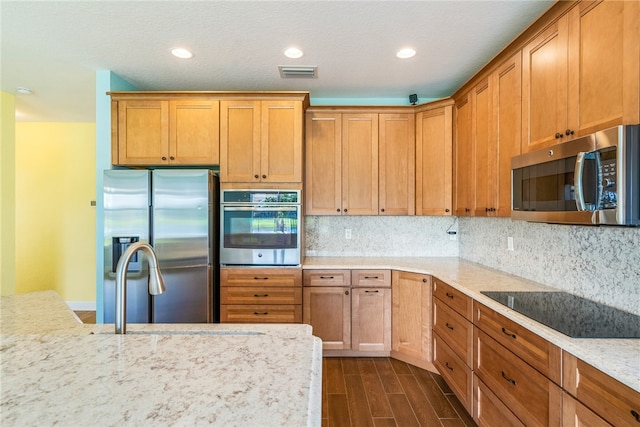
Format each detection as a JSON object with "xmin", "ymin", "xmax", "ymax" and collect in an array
[{"xmin": 75, "ymin": 311, "xmax": 475, "ymax": 426}]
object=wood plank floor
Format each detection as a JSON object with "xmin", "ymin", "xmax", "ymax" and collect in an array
[
  {"xmin": 322, "ymin": 357, "xmax": 475, "ymax": 427},
  {"xmin": 74, "ymin": 312, "xmax": 475, "ymax": 426}
]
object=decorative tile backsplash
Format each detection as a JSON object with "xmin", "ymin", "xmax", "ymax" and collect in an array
[
  {"xmin": 304, "ymin": 216, "xmax": 459, "ymax": 257},
  {"xmin": 304, "ymin": 215, "xmax": 640, "ymax": 315}
]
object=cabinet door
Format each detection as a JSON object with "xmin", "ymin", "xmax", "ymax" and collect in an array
[
  {"xmin": 305, "ymin": 112, "xmax": 343, "ymax": 215},
  {"xmin": 391, "ymin": 271, "xmax": 431, "ymax": 362},
  {"xmin": 219, "ymin": 100, "xmax": 261, "ymax": 182},
  {"xmin": 493, "ymin": 51, "xmax": 522, "ymax": 217},
  {"xmin": 342, "ymin": 114, "xmax": 378, "ymax": 215},
  {"xmin": 415, "ymin": 105, "xmax": 453, "ymax": 216},
  {"xmin": 473, "ymin": 79, "xmax": 495, "ymax": 216},
  {"xmin": 454, "ymin": 93, "xmax": 475, "ymax": 215},
  {"xmin": 522, "ymin": 15, "xmax": 570, "ymax": 152},
  {"xmin": 303, "ymin": 286, "xmax": 351, "ymax": 350},
  {"xmin": 378, "ymin": 113, "xmax": 415, "ymax": 215},
  {"xmin": 169, "ymin": 99, "xmax": 219, "ymax": 165},
  {"xmin": 261, "ymin": 100, "xmax": 303, "ymax": 183},
  {"xmin": 568, "ymin": 1, "xmax": 640, "ymax": 135},
  {"xmin": 352, "ymin": 287, "xmax": 391, "ymax": 352},
  {"xmin": 116, "ymin": 100, "xmax": 169, "ymax": 165}
]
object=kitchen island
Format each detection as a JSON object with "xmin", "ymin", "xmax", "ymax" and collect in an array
[{"xmin": 0, "ymin": 291, "xmax": 322, "ymax": 426}]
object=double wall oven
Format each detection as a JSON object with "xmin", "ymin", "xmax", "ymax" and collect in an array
[{"xmin": 220, "ymin": 190, "xmax": 301, "ymax": 266}]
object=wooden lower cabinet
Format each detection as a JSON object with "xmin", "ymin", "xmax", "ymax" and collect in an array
[
  {"xmin": 474, "ymin": 327, "xmax": 562, "ymax": 426},
  {"xmin": 303, "ymin": 269, "xmax": 391, "ymax": 355},
  {"xmin": 562, "ymin": 392, "xmax": 612, "ymax": 427},
  {"xmin": 474, "ymin": 374, "xmax": 525, "ymax": 427},
  {"xmin": 220, "ymin": 267, "xmax": 302, "ymax": 323},
  {"xmin": 391, "ymin": 271, "xmax": 433, "ymax": 369},
  {"xmin": 433, "ymin": 332, "xmax": 472, "ymax": 413}
]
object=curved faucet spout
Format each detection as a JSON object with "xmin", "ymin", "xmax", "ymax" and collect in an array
[{"xmin": 115, "ymin": 242, "xmax": 166, "ymax": 334}]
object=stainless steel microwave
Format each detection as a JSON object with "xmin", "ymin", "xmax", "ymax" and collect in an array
[
  {"xmin": 220, "ymin": 189, "xmax": 301, "ymax": 266},
  {"xmin": 512, "ymin": 125, "xmax": 639, "ymax": 226}
]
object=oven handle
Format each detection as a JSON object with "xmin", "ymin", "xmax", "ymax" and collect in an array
[{"xmin": 222, "ymin": 206, "xmax": 298, "ymax": 212}]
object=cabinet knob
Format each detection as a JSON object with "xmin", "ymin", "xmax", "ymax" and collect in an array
[
  {"xmin": 343, "ymin": 209, "xmax": 348, "ymax": 213},
  {"xmin": 565, "ymin": 129, "xmax": 574, "ymax": 136},
  {"xmin": 345, "ymin": 290, "xmax": 349, "ymax": 295},
  {"xmin": 161, "ymin": 156, "xmax": 167, "ymax": 160},
  {"xmin": 169, "ymin": 156, "xmax": 175, "ymax": 160},
  {"xmin": 422, "ymin": 278, "xmax": 428, "ymax": 283},
  {"xmin": 336, "ymin": 209, "xmax": 341, "ymax": 212},
  {"xmin": 380, "ymin": 208, "xmax": 385, "ymax": 213},
  {"xmin": 555, "ymin": 132, "xmax": 564, "ymax": 139},
  {"xmin": 262, "ymin": 174, "xmax": 267, "ymax": 179},
  {"xmin": 254, "ymin": 174, "xmax": 259, "ymax": 179},
  {"xmin": 445, "ymin": 209, "xmax": 450, "ymax": 213}
]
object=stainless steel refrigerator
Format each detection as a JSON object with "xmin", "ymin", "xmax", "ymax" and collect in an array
[{"xmin": 103, "ymin": 169, "xmax": 219, "ymax": 324}]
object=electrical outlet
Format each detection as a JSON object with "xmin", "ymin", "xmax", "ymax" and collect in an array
[
  {"xmin": 345, "ymin": 229, "xmax": 352, "ymax": 239},
  {"xmin": 449, "ymin": 232, "xmax": 457, "ymax": 241},
  {"xmin": 507, "ymin": 236, "xmax": 514, "ymax": 251}
]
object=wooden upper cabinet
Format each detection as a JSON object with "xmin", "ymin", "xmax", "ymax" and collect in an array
[
  {"xmin": 522, "ymin": 0, "xmax": 639, "ymax": 153},
  {"xmin": 568, "ymin": 0, "xmax": 639, "ymax": 136},
  {"xmin": 378, "ymin": 113, "xmax": 415, "ymax": 215},
  {"xmin": 492, "ymin": 51, "xmax": 522, "ymax": 217},
  {"xmin": 305, "ymin": 112, "xmax": 342, "ymax": 215},
  {"xmin": 169, "ymin": 99, "xmax": 220, "ymax": 165},
  {"xmin": 342, "ymin": 113, "xmax": 379, "ymax": 215},
  {"xmin": 453, "ymin": 93, "xmax": 475, "ymax": 216},
  {"xmin": 473, "ymin": 79, "xmax": 494, "ymax": 217},
  {"xmin": 220, "ymin": 99, "xmax": 303, "ymax": 183},
  {"xmin": 114, "ymin": 99, "xmax": 169, "ymax": 165},
  {"xmin": 415, "ymin": 102, "xmax": 453, "ymax": 216}
]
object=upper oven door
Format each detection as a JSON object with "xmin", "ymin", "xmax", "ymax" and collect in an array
[
  {"xmin": 511, "ymin": 136, "xmax": 599, "ymax": 224},
  {"xmin": 220, "ymin": 204, "xmax": 301, "ymax": 265}
]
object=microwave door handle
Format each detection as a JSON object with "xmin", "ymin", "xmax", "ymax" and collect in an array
[
  {"xmin": 594, "ymin": 151, "xmax": 603, "ymax": 210},
  {"xmin": 575, "ymin": 152, "xmax": 588, "ymax": 211}
]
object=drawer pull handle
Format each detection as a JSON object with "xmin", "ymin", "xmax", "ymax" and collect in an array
[
  {"xmin": 253, "ymin": 312, "xmax": 269, "ymax": 316},
  {"xmin": 445, "ymin": 362, "xmax": 454, "ymax": 371},
  {"xmin": 445, "ymin": 292, "xmax": 455, "ymax": 299},
  {"xmin": 365, "ymin": 290, "xmax": 379, "ymax": 293},
  {"xmin": 631, "ymin": 410, "xmax": 640, "ymax": 422},
  {"xmin": 445, "ymin": 323, "xmax": 454, "ymax": 330},
  {"xmin": 253, "ymin": 277, "xmax": 269, "ymax": 280},
  {"xmin": 501, "ymin": 327, "xmax": 517, "ymax": 339},
  {"xmin": 253, "ymin": 294, "xmax": 269, "ymax": 297},
  {"xmin": 364, "ymin": 276, "xmax": 379, "ymax": 279},
  {"xmin": 501, "ymin": 371, "xmax": 517, "ymax": 386},
  {"xmin": 319, "ymin": 276, "xmax": 334, "ymax": 279}
]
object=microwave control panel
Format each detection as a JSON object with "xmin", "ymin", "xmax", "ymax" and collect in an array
[{"xmin": 600, "ymin": 148, "xmax": 617, "ymax": 209}]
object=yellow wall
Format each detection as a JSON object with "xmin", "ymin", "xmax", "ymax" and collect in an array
[
  {"xmin": 1, "ymin": 92, "xmax": 16, "ymax": 295},
  {"xmin": 15, "ymin": 122, "xmax": 96, "ymax": 301}
]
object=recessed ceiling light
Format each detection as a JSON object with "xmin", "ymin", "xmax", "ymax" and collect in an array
[
  {"xmin": 396, "ymin": 48, "xmax": 416, "ymax": 59},
  {"xmin": 16, "ymin": 86, "xmax": 33, "ymax": 95},
  {"xmin": 284, "ymin": 47, "xmax": 304, "ymax": 59},
  {"xmin": 171, "ymin": 48, "xmax": 194, "ymax": 59}
]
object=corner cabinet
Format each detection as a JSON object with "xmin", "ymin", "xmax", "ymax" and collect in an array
[
  {"xmin": 110, "ymin": 95, "xmax": 220, "ymax": 166},
  {"xmin": 220, "ymin": 96, "xmax": 308, "ymax": 184}
]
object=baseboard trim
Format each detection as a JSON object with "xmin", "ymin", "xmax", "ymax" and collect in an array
[{"xmin": 66, "ymin": 301, "xmax": 96, "ymax": 311}]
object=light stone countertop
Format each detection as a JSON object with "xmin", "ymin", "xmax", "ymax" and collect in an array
[
  {"xmin": 303, "ymin": 256, "xmax": 640, "ymax": 393},
  {"xmin": 0, "ymin": 291, "xmax": 322, "ymax": 426}
]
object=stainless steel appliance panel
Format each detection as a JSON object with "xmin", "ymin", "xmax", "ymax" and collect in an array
[
  {"xmin": 151, "ymin": 170, "xmax": 214, "ymax": 323},
  {"xmin": 103, "ymin": 170, "xmax": 151, "ymax": 323}
]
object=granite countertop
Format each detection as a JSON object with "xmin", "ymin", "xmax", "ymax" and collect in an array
[
  {"xmin": 0, "ymin": 291, "xmax": 322, "ymax": 426},
  {"xmin": 303, "ymin": 256, "xmax": 640, "ymax": 393}
]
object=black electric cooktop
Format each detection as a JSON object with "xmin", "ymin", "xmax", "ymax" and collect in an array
[{"xmin": 480, "ymin": 291, "xmax": 640, "ymax": 339}]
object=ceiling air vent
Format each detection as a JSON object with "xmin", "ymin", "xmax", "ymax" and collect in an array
[{"xmin": 278, "ymin": 65, "xmax": 317, "ymax": 79}]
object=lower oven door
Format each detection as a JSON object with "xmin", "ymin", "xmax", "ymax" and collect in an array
[{"xmin": 220, "ymin": 205, "xmax": 301, "ymax": 266}]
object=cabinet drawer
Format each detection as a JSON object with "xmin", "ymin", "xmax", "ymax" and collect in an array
[
  {"xmin": 433, "ymin": 297, "xmax": 473, "ymax": 367},
  {"xmin": 563, "ymin": 352, "xmax": 640, "ymax": 427},
  {"xmin": 432, "ymin": 277, "xmax": 472, "ymax": 320},
  {"xmin": 221, "ymin": 268, "xmax": 302, "ymax": 287},
  {"xmin": 220, "ymin": 305, "xmax": 302, "ymax": 323},
  {"xmin": 303, "ymin": 269, "xmax": 350, "ymax": 287},
  {"xmin": 473, "ymin": 374, "xmax": 525, "ymax": 427},
  {"xmin": 562, "ymin": 392, "xmax": 612, "ymax": 426},
  {"xmin": 433, "ymin": 332, "xmax": 472, "ymax": 413},
  {"xmin": 351, "ymin": 269, "xmax": 391, "ymax": 288},
  {"xmin": 474, "ymin": 302, "xmax": 561, "ymax": 384},
  {"xmin": 220, "ymin": 287, "xmax": 302, "ymax": 305},
  {"xmin": 474, "ymin": 328, "xmax": 562, "ymax": 427}
]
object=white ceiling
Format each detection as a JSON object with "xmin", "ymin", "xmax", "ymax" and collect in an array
[{"xmin": 2, "ymin": 1, "xmax": 554, "ymax": 123}]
